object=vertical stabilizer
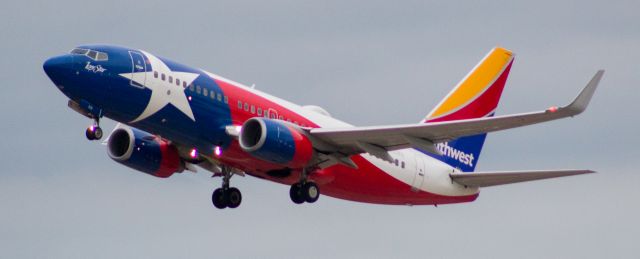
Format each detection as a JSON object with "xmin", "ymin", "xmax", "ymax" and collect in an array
[{"xmin": 422, "ymin": 47, "xmax": 514, "ymax": 172}]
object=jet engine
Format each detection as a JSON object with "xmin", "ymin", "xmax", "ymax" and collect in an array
[
  {"xmin": 107, "ymin": 127, "xmax": 184, "ymax": 178},
  {"xmin": 239, "ymin": 118, "xmax": 314, "ymax": 168}
]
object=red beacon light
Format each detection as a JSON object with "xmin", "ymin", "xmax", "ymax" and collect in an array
[
  {"xmin": 547, "ymin": 106, "xmax": 558, "ymax": 113},
  {"xmin": 189, "ymin": 148, "xmax": 198, "ymax": 159},
  {"xmin": 214, "ymin": 146, "xmax": 222, "ymax": 157}
]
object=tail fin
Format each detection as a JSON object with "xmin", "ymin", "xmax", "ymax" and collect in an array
[{"xmin": 423, "ymin": 47, "xmax": 515, "ymax": 172}]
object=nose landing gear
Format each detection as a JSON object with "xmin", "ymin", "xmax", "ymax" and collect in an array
[
  {"xmin": 85, "ymin": 124, "xmax": 103, "ymax": 140},
  {"xmin": 85, "ymin": 118, "xmax": 103, "ymax": 141},
  {"xmin": 68, "ymin": 100, "xmax": 103, "ymax": 141}
]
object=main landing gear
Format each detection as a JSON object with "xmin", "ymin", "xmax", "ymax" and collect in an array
[
  {"xmin": 211, "ymin": 166, "xmax": 242, "ymax": 209},
  {"xmin": 289, "ymin": 168, "xmax": 320, "ymax": 204},
  {"xmin": 85, "ymin": 118, "xmax": 103, "ymax": 141}
]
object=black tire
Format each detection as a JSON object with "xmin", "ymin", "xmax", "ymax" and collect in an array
[
  {"xmin": 212, "ymin": 188, "xmax": 227, "ymax": 209},
  {"xmin": 85, "ymin": 127, "xmax": 95, "ymax": 140},
  {"xmin": 93, "ymin": 126, "xmax": 103, "ymax": 140},
  {"xmin": 289, "ymin": 183, "xmax": 305, "ymax": 204},
  {"xmin": 227, "ymin": 187, "xmax": 242, "ymax": 209},
  {"xmin": 303, "ymin": 182, "xmax": 320, "ymax": 203}
]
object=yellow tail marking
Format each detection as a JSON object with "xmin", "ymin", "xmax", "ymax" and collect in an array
[{"xmin": 428, "ymin": 47, "xmax": 514, "ymax": 119}]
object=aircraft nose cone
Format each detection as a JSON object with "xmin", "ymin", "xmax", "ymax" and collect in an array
[{"xmin": 43, "ymin": 55, "xmax": 74, "ymax": 85}]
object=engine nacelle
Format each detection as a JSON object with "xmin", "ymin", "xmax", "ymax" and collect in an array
[
  {"xmin": 239, "ymin": 118, "xmax": 314, "ymax": 168},
  {"xmin": 107, "ymin": 127, "xmax": 184, "ymax": 178}
]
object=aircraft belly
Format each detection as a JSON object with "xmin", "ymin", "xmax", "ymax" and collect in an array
[{"xmin": 310, "ymin": 154, "xmax": 479, "ymax": 205}]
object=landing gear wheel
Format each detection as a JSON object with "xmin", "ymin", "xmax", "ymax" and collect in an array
[
  {"xmin": 212, "ymin": 166, "xmax": 243, "ymax": 210},
  {"xmin": 226, "ymin": 187, "xmax": 242, "ymax": 209},
  {"xmin": 303, "ymin": 182, "xmax": 320, "ymax": 203},
  {"xmin": 85, "ymin": 127, "xmax": 95, "ymax": 140},
  {"xmin": 289, "ymin": 183, "xmax": 305, "ymax": 204},
  {"xmin": 93, "ymin": 126, "xmax": 103, "ymax": 140},
  {"xmin": 93, "ymin": 126, "xmax": 102, "ymax": 139},
  {"xmin": 212, "ymin": 188, "xmax": 227, "ymax": 209},
  {"xmin": 85, "ymin": 125, "xmax": 103, "ymax": 140}
]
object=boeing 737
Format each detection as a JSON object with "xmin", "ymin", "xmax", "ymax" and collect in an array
[{"xmin": 43, "ymin": 45, "xmax": 603, "ymax": 209}]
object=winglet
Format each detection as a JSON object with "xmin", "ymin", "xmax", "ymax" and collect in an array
[{"xmin": 562, "ymin": 70, "xmax": 604, "ymax": 115}]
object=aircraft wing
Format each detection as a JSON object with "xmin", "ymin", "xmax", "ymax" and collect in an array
[
  {"xmin": 450, "ymin": 169, "xmax": 595, "ymax": 187},
  {"xmin": 308, "ymin": 70, "xmax": 603, "ymax": 161}
]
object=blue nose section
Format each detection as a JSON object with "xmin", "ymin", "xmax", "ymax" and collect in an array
[{"xmin": 43, "ymin": 55, "xmax": 74, "ymax": 86}]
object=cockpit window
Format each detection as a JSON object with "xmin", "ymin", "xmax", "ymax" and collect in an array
[
  {"xmin": 96, "ymin": 52, "xmax": 108, "ymax": 61},
  {"xmin": 70, "ymin": 48, "xmax": 88, "ymax": 55},
  {"xmin": 69, "ymin": 48, "xmax": 109, "ymax": 61},
  {"xmin": 87, "ymin": 50, "xmax": 98, "ymax": 60}
]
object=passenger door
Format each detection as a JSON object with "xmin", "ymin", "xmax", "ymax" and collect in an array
[
  {"xmin": 128, "ymin": 51, "xmax": 147, "ymax": 88},
  {"xmin": 411, "ymin": 155, "xmax": 425, "ymax": 192}
]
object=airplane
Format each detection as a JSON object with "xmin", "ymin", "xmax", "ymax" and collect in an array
[{"xmin": 43, "ymin": 45, "xmax": 603, "ymax": 209}]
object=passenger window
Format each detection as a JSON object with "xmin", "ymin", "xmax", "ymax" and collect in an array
[
  {"xmin": 189, "ymin": 84, "xmax": 194, "ymax": 91},
  {"xmin": 394, "ymin": 159, "xmax": 399, "ymax": 166},
  {"xmin": 161, "ymin": 74, "xmax": 166, "ymax": 81},
  {"xmin": 257, "ymin": 108, "xmax": 262, "ymax": 116},
  {"xmin": 210, "ymin": 91, "xmax": 216, "ymax": 100},
  {"xmin": 196, "ymin": 85, "xmax": 201, "ymax": 94},
  {"xmin": 203, "ymin": 88, "xmax": 208, "ymax": 96},
  {"xmin": 176, "ymin": 79, "xmax": 181, "ymax": 86},
  {"xmin": 238, "ymin": 100, "xmax": 243, "ymax": 109},
  {"xmin": 154, "ymin": 71, "xmax": 158, "ymax": 78},
  {"xmin": 217, "ymin": 93, "xmax": 222, "ymax": 102},
  {"xmin": 223, "ymin": 96, "xmax": 228, "ymax": 104},
  {"xmin": 183, "ymin": 81, "xmax": 187, "ymax": 88},
  {"xmin": 244, "ymin": 103, "xmax": 249, "ymax": 111},
  {"xmin": 169, "ymin": 76, "xmax": 173, "ymax": 83},
  {"xmin": 251, "ymin": 105, "xmax": 255, "ymax": 114},
  {"xmin": 401, "ymin": 161, "xmax": 405, "ymax": 168}
]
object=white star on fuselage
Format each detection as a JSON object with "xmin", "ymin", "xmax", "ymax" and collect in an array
[{"xmin": 119, "ymin": 50, "xmax": 199, "ymax": 123}]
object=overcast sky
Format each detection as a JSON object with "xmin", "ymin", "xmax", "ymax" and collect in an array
[{"xmin": 1, "ymin": 1, "xmax": 639, "ymax": 258}]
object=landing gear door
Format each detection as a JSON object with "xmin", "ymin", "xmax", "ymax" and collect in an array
[
  {"xmin": 411, "ymin": 156, "xmax": 425, "ymax": 192},
  {"xmin": 128, "ymin": 51, "xmax": 147, "ymax": 88}
]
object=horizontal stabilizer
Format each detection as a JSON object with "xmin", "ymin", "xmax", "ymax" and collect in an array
[{"xmin": 450, "ymin": 169, "xmax": 595, "ymax": 187}]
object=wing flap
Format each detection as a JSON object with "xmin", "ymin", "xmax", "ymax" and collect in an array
[{"xmin": 450, "ymin": 169, "xmax": 595, "ymax": 187}]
